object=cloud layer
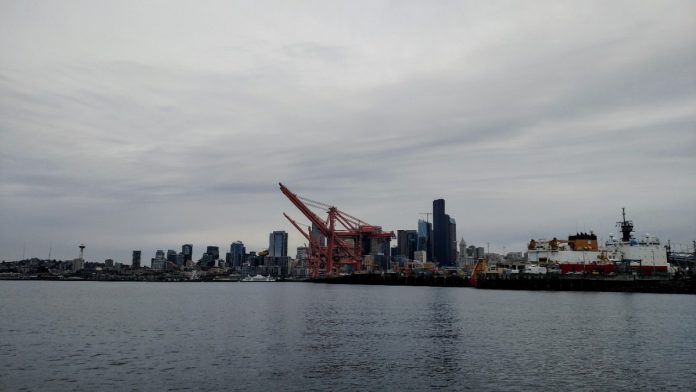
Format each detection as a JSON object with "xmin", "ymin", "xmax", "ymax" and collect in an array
[{"xmin": 1, "ymin": 1, "xmax": 695, "ymax": 262}]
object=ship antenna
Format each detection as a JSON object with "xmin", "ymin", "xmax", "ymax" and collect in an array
[{"xmin": 616, "ymin": 207, "xmax": 634, "ymax": 242}]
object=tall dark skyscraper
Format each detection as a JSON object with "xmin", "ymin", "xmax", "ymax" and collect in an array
[
  {"xmin": 182, "ymin": 244, "xmax": 193, "ymax": 262},
  {"xmin": 132, "ymin": 250, "xmax": 141, "ymax": 268},
  {"xmin": 206, "ymin": 246, "xmax": 220, "ymax": 260},
  {"xmin": 433, "ymin": 199, "xmax": 448, "ymax": 265},
  {"xmin": 230, "ymin": 241, "xmax": 246, "ymax": 267}
]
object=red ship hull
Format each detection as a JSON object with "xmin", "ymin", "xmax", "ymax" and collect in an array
[{"xmin": 559, "ymin": 264, "xmax": 668, "ymax": 275}]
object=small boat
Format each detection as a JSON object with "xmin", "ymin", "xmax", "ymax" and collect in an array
[
  {"xmin": 212, "ymin": 274, "xmax": 241, "ymax": 282},
  {"xmin": 241, "ymin": 274, "xmax": 276, "ymax": 282}
]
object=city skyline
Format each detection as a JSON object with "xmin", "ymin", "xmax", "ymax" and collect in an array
[{"xmin": 2, "ymin": 1, "xmax": 695, "ymax": 263}]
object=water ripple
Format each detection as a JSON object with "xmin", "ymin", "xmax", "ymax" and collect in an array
[{"xmin": 1, "ymin": 282, "xmax": 695, "ymax": 391}]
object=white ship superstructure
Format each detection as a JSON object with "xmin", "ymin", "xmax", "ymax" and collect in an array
[{"xmin": 527, "ymin": 209, "xmax": 670, "ymax": 275}]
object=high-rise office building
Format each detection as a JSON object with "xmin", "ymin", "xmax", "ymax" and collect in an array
[
  {"xmin": 311, "ymin": 223, "xmax": 326, "ymax": 247},
  {"xmin": 206, "ymin": 246, "xmax": 220, "ymax": 260},
  {"xmin": 155, "ymin": 250, "xmax": 165, "ymax": 261},
  {"xmin": 397, "ymin": 230, "xmax": 418, "ymax": 261},
  {"xmin": 175, "ymin": 253, "xmax": 185, "ymax": 267},
  {"xmin": 458, "ymin": 238, "xmax": 468, "ymax": 264},
  {"xmin": 269, "ymin": 231, "xmax": 288, "ymax": 258},
  {"xmin": 449, "ymin": 217, "xmax": 457, "ymax": 265},
  {"xmin": 466, "ymin": 245, "xmax": 477, "ymax": 261},
  {"xmin": 230, "ymin": 241, "xmax": 246, "ymax": 267},
  {"xmin": 433, "ymin": 199, "xmax": 448, "ymax": 265},
  {"xmin": 132, "ymin": 250, "xmax": 141, "ymax": 268},
  {"xmin": 433, "ymin": 199, "xmax": 457, "ymax": 267},
  {"xmin": 182, "ymin": 244, "xmax": 193, "ymax": 262},
  {"xmin": 417, "ymin": 219, "xmax": 432, "ymax": 261},
  {"xmin": 296, "ymin": 247, "xmax": 308, "ymax": 262}
]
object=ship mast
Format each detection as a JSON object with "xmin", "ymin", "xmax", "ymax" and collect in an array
[{"xmin": 616, "ymin": 207, "xmax": 634, "ymax": 242}]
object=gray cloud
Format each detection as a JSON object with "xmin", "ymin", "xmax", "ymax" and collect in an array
[{"xmin": 1, "ymin": 0, "xmax": 695, "ymax": 262}]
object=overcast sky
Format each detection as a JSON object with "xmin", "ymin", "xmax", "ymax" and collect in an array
[{"xmin": 1, "ymin": 0, "xmax": 695, "ymax": 263}]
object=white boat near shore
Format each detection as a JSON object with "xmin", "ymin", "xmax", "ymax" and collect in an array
[{"xmin": 241, "ymin": 274, "xmax": 276, "ymax": 282}]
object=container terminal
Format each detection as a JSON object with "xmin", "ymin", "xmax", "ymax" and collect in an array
[{"xmin": 279, "ymin": 183, "xmax": 695, "ymax": 294}]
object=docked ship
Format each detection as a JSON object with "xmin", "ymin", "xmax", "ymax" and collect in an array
[{"xmin": 527, "ymin": 209, "xmax": 671, "ymax": 276}]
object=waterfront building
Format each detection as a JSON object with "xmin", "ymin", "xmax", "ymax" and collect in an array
[
  {"xmin": 296, "ymin": 247, "xmax": 308, "ymax": 261},
  {"xmin": 72, "ymin": 258, "xmax": 84, "ymax": 272},
  {"xmin": 182, "ymin": 244, "xmax": 193, "ymax": 262},
  {"xmin": 374, "ymin": 253, "xmax": 389, "ymax": 271},
  {"xmin": 151, "ymin": 259, "xmax": 164, "ymax": 271},
  {"xmin": 166, "ymin": 250, "xmax": 177, "ymax": 263},
  {"xmin": 206, "ymin": 246, "xmax": 220, "ymax": 260},
  {"xmin": 417, "ymin": 219, "xmax": 432, "ymax": 261},
  {"xmin": 269, "ymin": 231, "xmax": 288, "ymax": 258},
  {"xmin": 175, "ymin": 253, "xmax": 185, "ymax": 268},
  {"xmin": 311, "ymin": 223, "xmax": 326, "ymax": 247},
  {"xmin": 270, "ymin": 256, "xmax": 291, "ymax": 277},
  {"xmin": 449, "ymin": 217, "xmax": 457, "ymax": 265},
  {"xmin": 104, "ymin": 259, "xmax": 114, "ymax": 269},
  {"xmin": 476, "ymin": 247, "xmax": 485, "ymax": 260},
  {"xmin": 397, "ymin": 230, "xmax": 418, "ymax": 261},
  {"xmin": 155, "ymin": 250, "xmax": 165, "ymax": 261},
  {"xmin": 230, "ymin": 241, "xmax": 246, "ymax": 268},
  {"xmin": 132, "ymin": 250, "xmax": 141, "ymax": 269},
  {"xmin": 197, "ymin": 246, "xmax": 220, "ymax": 268},
  {"xmin": 505, "ymin": 252, "xmax": 525, "ymax": 263},
  {"xmin": 466, "ymin": 245, "xmax": 475, "ymax": 259},
  {"xmin": 458, "ymin": 238, "xmax": 468, "ymax": 265}
]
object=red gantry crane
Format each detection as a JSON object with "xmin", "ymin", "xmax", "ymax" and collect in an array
[{"xmin": 279, "ymin": 183, "xmax": 394, "ymax": 278}]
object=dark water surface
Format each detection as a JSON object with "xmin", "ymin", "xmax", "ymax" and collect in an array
[{"xmin": 1, "ymin": 281, "xmax": 694, "ymax": 391}]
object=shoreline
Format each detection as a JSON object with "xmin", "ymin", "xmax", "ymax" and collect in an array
[{"xmin": 2, "ymin": 274, "xmax": 695, "ymax": 294}]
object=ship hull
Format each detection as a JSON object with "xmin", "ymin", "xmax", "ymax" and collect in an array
[{"xmin": 558, "ymin": 263, "xmax": 668, "ymax": 275}]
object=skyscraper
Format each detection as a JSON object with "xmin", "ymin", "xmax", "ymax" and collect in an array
[
  {"xmin": 433, "ymin": 199, "xmax": 448, "ymax": 265},
  {"xmin": 449, "ymin": 217, "xmax": 457, "ymax": 265},
  {"xmin": 433, "ymin": 199, "xmax": 457, "ymax": 267},
  {"xmin": 182, "ymin": 244, "xmax": 193, "ymax": 262},
  {"xmin": 269, "ymin": 231, "xmax": 288, "ymax": 258},
  {"xmin": 206, "ymin": 246, "xmax": 220, "ymax": 260},
  {"xmin": 417, "ymin": 219, "xmax": 432, "ymax": 261},
  {"xmin": 132, "ymin": 250, "xmax": 141, "ymax": 269},
  {"xmin": 397, "ymin": 230, "xmax": 418, "ymax": 261},
  {"xmin": 458, "ymin": 238, "xmax": 468, "ymax": 264},
  {"xmin": 310, "ymin": 223, "xmax": 322, "ymax": 243},
  {"xmin": 230, "ymin": 241, "xmax": 246, "ymax": 267}
]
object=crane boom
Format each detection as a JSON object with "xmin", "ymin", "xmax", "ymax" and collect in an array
[{"xmin": 279, "ymin": 182, "xmax": 394, "ymax": 278}]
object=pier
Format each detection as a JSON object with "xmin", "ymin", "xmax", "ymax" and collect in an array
[{"xmin": 474, "ymin": 273, "xmax": 696, "ymax": 294}]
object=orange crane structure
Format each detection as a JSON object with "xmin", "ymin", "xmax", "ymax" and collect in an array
[{"xmin": 279, "ymin": 183, "xmax": 394, "ymax": 278}]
